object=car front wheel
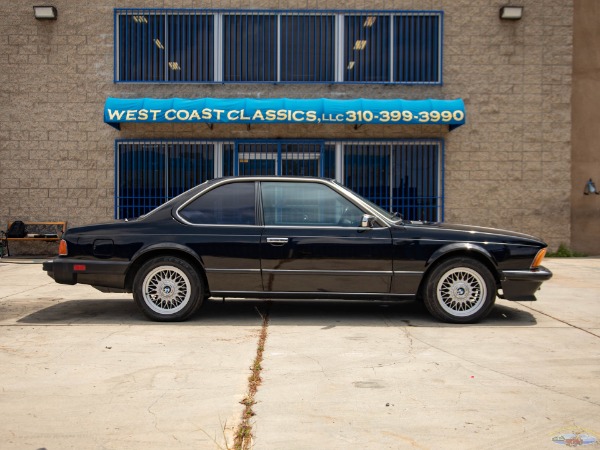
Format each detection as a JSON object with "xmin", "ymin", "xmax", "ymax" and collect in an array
[
  {"xmin": 133, "ymin": 256, "xmax": 204, "ymax": 321},
  {"xmin": 423, "ymin": 258, "xmax": 496, "ymax": 323}
]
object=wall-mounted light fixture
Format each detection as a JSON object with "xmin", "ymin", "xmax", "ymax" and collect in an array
[
  {"xmin": 584, "ymin": 178, "xmax": 599, "ymax": 195},
  {"xmin": 33, "ymin": 6, "xmax": 58, "ymax": 20},
  {"xmin": 499, "ymin": 6, "xmax": 523, "ymax": 20}
]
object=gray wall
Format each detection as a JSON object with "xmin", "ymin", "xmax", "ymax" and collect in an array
[{"xmin": 572, "ymin": 0, "xmax": 600, "ymax": 254}]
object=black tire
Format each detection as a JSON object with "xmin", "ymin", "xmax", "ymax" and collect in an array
[
  {"xmin": 423, "ymin": 257, "xmax": 496, "ymax": 324},
  {"xmin": 133, "ymin": 256, "xmax": 204, "ymax": 322}
]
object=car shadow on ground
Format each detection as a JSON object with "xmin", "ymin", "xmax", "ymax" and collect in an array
[
  {"xmin": 261, "ymin": 299, "xmax": 537, "ymax": 327},
  {"xmin": 16, "ymin": 297, "xmax": 536, "ymax": 327}
]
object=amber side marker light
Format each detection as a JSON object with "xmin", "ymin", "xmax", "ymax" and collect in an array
[
  {"xmin": 531, "ymin": 248, "xmax": 547, "ymax": 268},
  {"xmin": 58, "ymin": 239, "xmax": 68, "ymax": 256}
]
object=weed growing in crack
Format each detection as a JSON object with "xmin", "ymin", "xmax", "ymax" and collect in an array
[{"xmin": 233, "ymin": 301, "xmax": 271, "ymax": 450}]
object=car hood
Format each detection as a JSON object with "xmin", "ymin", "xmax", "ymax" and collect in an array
[{"xmin": 399, "ymin": 221, "xmax": 547, "ymax": 246}]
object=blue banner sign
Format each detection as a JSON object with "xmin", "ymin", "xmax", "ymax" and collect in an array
[{"xmin": 104, "ymin": 97, "xmax": 465, "ymax": 129}]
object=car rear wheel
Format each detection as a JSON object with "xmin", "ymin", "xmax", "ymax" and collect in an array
[
  {"xmin": 423, "ymin": 258, "xmax": 496, "ymax": 323},
  {"xmin": 133, "ymin": 256, "xmax": 204, "ymax": 321}
]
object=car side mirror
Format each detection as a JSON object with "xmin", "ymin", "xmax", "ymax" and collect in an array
[{"xmin": 361, "ymin": 214, "xmax": 375, "ymax": 228}]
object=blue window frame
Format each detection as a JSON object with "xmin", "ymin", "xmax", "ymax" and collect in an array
[
  {"xmin": 224, "ymin": 141, "xmax": 336, "ymax": 178},
  {"xmin": 116, "ymin": 139, "xmax": 443, "ymax": 221},
  {"xmin": 343, "ymin": 140, "xmax": 442, "ymax": 221},
  {"xmin": 117, "ymin": 12, "xmax": 165, "ymax": 81},
  {"xmin": 391, "ymin": 142, "xmax": 441, "ymax": 220},
  {"xmin": 394, "ymin": 14, "xmax": 440, "ymax": 83},
  {"xmin": 116, "ymin": 140, "xmax": 214, "ymax": 219},
  {"xmin": 117, "ymin": 142, "xmax": 165, "ymax": 217},
  {"xmin": 223, "ymin": 14, "xmax": 277, "ymax": 82},
  {"xmin": 344, "ymin": 15, "xmax": 390, "ymax": 82},
  {"xmin": 280, "ymin": 14, "xmax": 336, "ymax": 82},
  {"xmin": 116, "ymin": 11, "xmax": 212, "ymax": 82},
  {"xmin": 114, "ymin": 9, "xmax": 442, "ymax": 84},
  {"xmin": 167, "ymin": 13, "xmax": 213, "ymax": 82}
]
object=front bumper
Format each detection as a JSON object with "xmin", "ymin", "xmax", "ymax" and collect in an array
[
  {"xmin": 499, "ymin": 266, "xmax": 553, "ymax": 301},
  {"xmin": 43, "ymin": 258, "xmax": 129, "ymax": 290}
]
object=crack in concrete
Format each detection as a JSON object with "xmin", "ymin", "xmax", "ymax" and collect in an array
[
  {"xmin": 516, "ymin": 302, "xmax": 600, "ymax": 339},
  {"xmin": 403, "ymin": 332, "xmax": 600, "ymax": 408},
  {"xmin": 232, "ymin": 300, "xmax": 271, "ymax": 450},
  {"xmin": 380, "ymin": 309, "xmax": 600, "ymax": 408},
  {"xmin": 0, "ymin": 282, "xmax": 55, "ymax": 300},
  {"xmin": 146, "ymin": 391, "xmax": 167, "ymax": 434}
]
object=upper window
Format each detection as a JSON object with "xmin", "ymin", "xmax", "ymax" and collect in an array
[
  {"xmin": 223, "ymin": 14, "xmax": 277, "ymax": 82},
  {"xmin": 280, "ymin": 14, "xmax": 336, "ymax": 82},
  {"xmin": 115, "ymin": 9, "xmax": 442, "ymax": 84},
  {"xmin": 345, "ymin": 15, "xmax": 390, "ymax": 82},
  {"xmin": 261, "ymin": 182, "xmax": 364, "ymax": 227},
  {"xmin": 116, "ymin": 12, "xmax": 213, "ymax": 82},
  {"xmin": 394, "ymin": 14, "xmax": 440, "ymax": 83},
  {"xmin": 179, "ymin": 182, "xmax": 256, "ymax": 225}
]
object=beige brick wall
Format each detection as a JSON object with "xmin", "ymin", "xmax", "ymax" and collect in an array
[{"xmin": 0, "ymin": 0, "xmax": 572, "ymax": 250}]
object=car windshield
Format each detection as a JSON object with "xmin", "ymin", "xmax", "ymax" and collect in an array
[{"xmin": 332, "ymin": 181, "xmax": 403, "ymax": 223}]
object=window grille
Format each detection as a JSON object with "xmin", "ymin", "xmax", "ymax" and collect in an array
[
  {"xmin": 223, "ymin": 13, "xmax": 277, "ymax": 82},
  {"xmin": 394, "ymin": 14, "xmax": 440, "ymax": 83},
  {"xmin": 116, "ymin": 10, "xmax": 213, "ymax": 82},
  {"xmin": 116, "ymin": 140, "xmax": 214, "ymax": 219},
  {"xmin": 344, "ymin": 15, "xmax": 390, "ymax": 82},
  {"xmin": 343, "ymin": 140, "xmax": 443, "ymax": 221},
  {"xmin": 116, "ymin": 139, "xmax": 442, "ymax": 221},
  {"xmin": 115, "ymin": 9, "xmax": 442, "ymax": 84},
  {"xmin": 280, "ymin": 14, "xmax": 336, "ymax": 82},
  {"xmin": 391, "ymin": 142, "xmax": 442, "ymax": 220},
  {"xmin": 224, "ymin": 141, "xmax": 336, "ymax": 178}
]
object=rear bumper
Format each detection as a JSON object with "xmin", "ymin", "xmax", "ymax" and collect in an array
[
  {"xmin": 499, "ymin": 266, "xmax": 553, "ymax": 301},
  {"xmin": 43, "ymin": 258, "xmax": 129, "ymax": 289}
]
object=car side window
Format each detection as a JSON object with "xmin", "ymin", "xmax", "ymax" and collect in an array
[
  {"xmin": 261, "ymin": 182, "xmax": 364, "ymax": 227},
  {"xmin": 179, "ymin": 182, "xmax": 255, "ymax": 225}
]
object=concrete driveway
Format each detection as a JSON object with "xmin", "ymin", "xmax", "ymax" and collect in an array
[{"xmin": 0, "ymin": 258, "xmax": 599, "ymax": 449}]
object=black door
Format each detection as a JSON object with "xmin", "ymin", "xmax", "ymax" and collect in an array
[{"xmin": 259, "ymin": 181, "xmax": 393, "ymax": 293}]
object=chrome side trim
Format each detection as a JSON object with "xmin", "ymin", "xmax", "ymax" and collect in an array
[
  {"xmin": 205, "ymin": 268, "xmax": 261, "ymax": 273},
  {"xmin": 205, "ymin": 269, "xmax": 421, "ymax": 275},
  {"xmin": 261, "ymin": 269, "xmax": 392, "ymax": 275},
  {"xmin": 174, "ymin": 177, "xmax": 395, "ymax": 228},
  {"xmin": 261, "ymin": 226, "xmax": 390, "ymax": 231},
  {"xmin": 395, "ymin": 237, "xmax": 542, "ymax": 248},
  {"xmin": 210, "ymin": 291, "xmax": 413, "ymax": 298}
]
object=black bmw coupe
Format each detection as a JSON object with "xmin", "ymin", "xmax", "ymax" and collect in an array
[{"xmin": 44, "ymin": 177, "xmax": 552, "ymax": 323}]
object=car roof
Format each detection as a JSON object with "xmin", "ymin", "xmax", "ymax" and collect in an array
[{"xmin": 207, "ymin": 176, "xmax": 334, "ymax": 183}]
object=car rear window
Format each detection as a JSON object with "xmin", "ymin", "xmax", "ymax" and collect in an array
[{"xmin": 178, "ymin": 182, "xmax": 256, "ymax": 225}]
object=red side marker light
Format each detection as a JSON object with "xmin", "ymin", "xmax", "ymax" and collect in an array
[{"xmin": 73, "ymin": 264, "xmax": 86, "ymax": 272}]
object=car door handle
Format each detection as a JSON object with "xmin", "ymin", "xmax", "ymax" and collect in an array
[{"xmin": 266, "ymin": 237, "xmax": 289, "ymax": 246}]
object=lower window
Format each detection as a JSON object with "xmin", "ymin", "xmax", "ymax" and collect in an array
[{"xmin": 115, "ymin": 139, "xmax": 443, "ymax": 221}]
